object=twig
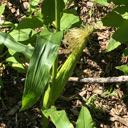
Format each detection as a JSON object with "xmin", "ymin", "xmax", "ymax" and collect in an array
[{"xmin": 68, "ymin": 76, "xmax": 128, "ymax": 83}]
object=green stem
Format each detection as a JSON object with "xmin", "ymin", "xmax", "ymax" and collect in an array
[
  {"xmin": 41, "ymin": 0, "xmax": 65, "ymax": 126},
  {"xmin": 42, "ymin": 114, "xmax": 49, "ymax": 128},
  {"xmin": 52, "ymin": 58, "xmax": 58, "ymax": 82},
  {"xmin": 51, "ymin": 26, "xmax": 94, "ymax": 103},
  {"xmin": 41, "ymin": 0, "xmax": 60, "ymax": 126},
  {"xmin": 55, "ymin": 0, "xmax": 60, "ymax": 31}
]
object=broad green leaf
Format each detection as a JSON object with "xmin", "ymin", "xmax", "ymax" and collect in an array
[
  {"xmin": 8, "ymin": 49, "xmax": 16, "ymax": 55},
  {"xmin": 102, "ymin": 11, "xmax": 125, "ymax": 27},
  {"xmin": 42, "ymin": 0, "xmax": 65, "ymax": 26},
  {"xmin": 110, "ymin": 0, "xmax": 128, "ymax": 5},
  {"xmin": 63, "ymin": 0, "xmax": 68, "ymax": 4},
  {"xmin": 42, "ymin": 0, "xmax": 55, "ymax": 24},
  {"xmin": 21, "ymin": 31, "xmax": 63, "ymax": 110},
  {"xmin": 6, "ymin": 56, "xmax": 25, "ymax": 72},
  {"xmin": 122, "ymin": 12, "xmax": 128, "ymax": 20},
  {"xmin": 16, "ymin": 17, "xmax": 43, "ymax": 29},
  {"xmin": 6, "ymin": 56, "xmax": 20, "ymax": 64},
  {"xmin": 20, "ymin": 34, "xmax": 37, "ymax": 46},
  {"xmin": 92, "ymin": 0, "xmax": 108, "ymax": 6},
  {"xmin": 116, "ymin": 65, "xmax": 128, "ymax": 74},
  {"xmin": 76, "ymin": 106, "xmax": 95, "ymax": 128},
  {"xmin": 42, "ymin": 106, "xmax": 74, "ymax": 128},
  {"xmin": 0, "ymin": 4, "xmax": 5, "ymax": 16},
  {"xmin": 60, "ymin": 11, "xmax": 80, "ymax": 31},
  {"xmin": 30, "ymin": 0, "xmax": 40, "ymax": 6},
  {"xmin": 63, "ymin": 0, "xmax": 74, "ymax": 4},
  {"xmin": 9, "ymin": 29, "xmax": 36, "ymax": 42},
  {"xmin": 112, "ymin": 20, "xmax": 128, "ymax": 43},
  {"xmin": 107, "ymin": 38, "xmax": 121, "ymax": 52},
  {"xmin": 1, "ymin": 21, "xmax": 15, "ymax": 28},
  {"xmin": 0, "ymin": 32, "xmax": 34, "ymax": 59}
]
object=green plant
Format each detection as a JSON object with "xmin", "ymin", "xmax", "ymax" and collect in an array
[
  {"xmin": 0, "ymin": 4, "xmax": 5, "ymax": 16},
  {"xmin": 0, "ymin": 0, "xmax": 95, "ymax": 127},
  {"xmin": 94, "ymin": 0, "xmax": 128, "ymax": 74},
  {"xmin": 42, "ymin": 105, "xmax": 95, "ymax": 128}
]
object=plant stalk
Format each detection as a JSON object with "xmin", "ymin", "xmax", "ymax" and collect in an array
[
  {"xmin": 51, "ymin": 26, "xmax": 94, "ymax": 104},
  {"xmin": 42, "ymin": 0, "xmax": 61, "ymax": 127},
  {"xmin": 55, "ymin": 0, "xmax": 60, "ymax": 31}
]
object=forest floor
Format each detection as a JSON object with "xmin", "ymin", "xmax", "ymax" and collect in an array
[{"xmin": 0, "ymin": 0, "xmax": 128, "ymax": 128}]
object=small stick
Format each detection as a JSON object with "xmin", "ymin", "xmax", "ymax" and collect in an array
[{"xmin": 68, "ymin": 76, "xmax": 128, "ymax": 83}]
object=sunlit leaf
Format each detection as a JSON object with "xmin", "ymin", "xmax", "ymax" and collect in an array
[
  {"xmin": 122, "ymin": 12, "xmax": 128, "ymax": 20},
  {"xmin": 0, "ymin": 4, "xmax": 5, "ymax": 16},
  {"xmin": 30, "ymin": 0, "xmax": 40, "ymax": 6},
  {"xmin": 93, "ymin": 0, "xmax": 108, "ymax": 6},
  {"xmin": 0, "ymin": 21, "xmax": 15, "ymax": 28},
  {"xmin": 9, "ymin": 29, "xmax": 36, "ymax": 42},
  {"xmin": 21, "ymin": 31, "xmax": 63, "ymax": 110},
  {"xmin": 6, "ymin": 56, "xmax": 25, "ymax": 72},
  {"xmin": 76, "ymin": 106, "xmax": 95, "ymax": 128},
  {"xmin": 116, "ymin": 65, "xmax": 128, "ymax": 74},
  {"xmin": 42, "ymin": 106, "xmax": 74, "ymax": 128},
  {"xmin": 60, "ymin": 11, "xmax": 80, "ymax": 31},
  {"xmin": 107, "ymin": 38, "xmax": 121, "ymax": 52},
  {"xmin": 0, "ymin": 32, "xmax": 34, "ymax": 59}
]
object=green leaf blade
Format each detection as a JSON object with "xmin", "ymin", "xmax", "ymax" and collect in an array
[
  {"xmin": 107, "ymin": 38, "xmax": 121, "ymax": 52},
  {"xmin": 102, "ymin": 11, "xmax": 125, "ymax": 27},
  {"xmin": 0, "ymin": 4, "xmax": 5, "ymax": 16},
  {"xmin": 42, "ymin": 0, "xmax": 65, "ymax": 27},
  {"xmin": 9, "ymin": 28, "xmax": 36, "ymax": 42},
  {"xmin": 76, "ymin": 106, "xmax": 95, "ymax": 128},
  {"xmin": 116, "ymin": 65, "xmax": 128, "ymax": 74},
  {"xmin": 21, "ymin": 31, "xmax": 63, "ymax": 110},
  {"xmin": 17, "ymin": 17, "xmax": 43, "ymax": 29},
  {"xmin": 60, "ymin": 11, "xmax": 80, "ymax": 31},
  {"xmin": 93, "ymin": 0, "xmax": 108, "ymax": 6},
  {"xmin": 30, "ymin": 0, "xmax": 40, "ymax": 6},
  {"xmin": 42, "ymin": 106, "xmax": 74, "ymax": 128},
  {"xmin": 0, "ymin": 32, "xmax": 33, "ymax": 58},
  {"xmin": 112, "ymin": 20, "xmax": 128, "ymax": 43}
]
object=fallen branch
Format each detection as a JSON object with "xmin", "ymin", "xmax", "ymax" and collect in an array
[{"xmin": 68, "ymin": 76, "xmax": 128, "ymax": 83}]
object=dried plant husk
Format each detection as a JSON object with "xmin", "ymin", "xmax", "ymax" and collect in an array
[{"xmin": 63, "ymin": 25, "xmax": 93, "ymax": 52}]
